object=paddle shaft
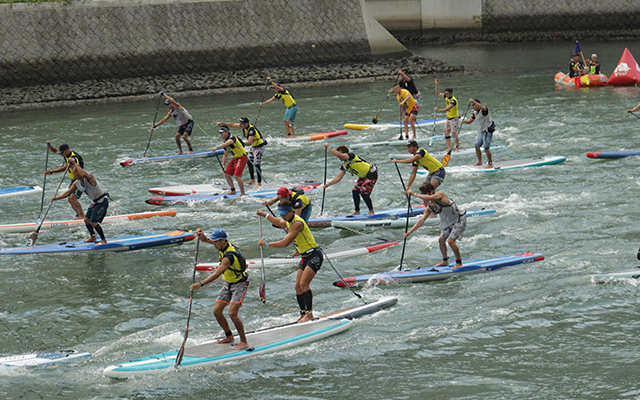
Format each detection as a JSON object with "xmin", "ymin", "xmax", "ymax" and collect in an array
[
  {"xmin": 321, "ymin": 146, "xmax": 327, "ymax": 215},
  {"xmin": 143, "ymin": 93, "xmax": 164, "ymax": 158},
  {"xmin": 321, "ymin": 248, "xmax": 366, "ymax": 304},
  {"xmin": 254, "ymin": 83, "xmax": 269, "ymax": 126},
  {"xmin": 441, "ymin": 102, "xmax": 471, "ymax": 167},
  {"xmin": 398, "ymin": 107, "xmax": 404, "ymax": 140},
  {"xmin": 629, "ymin": 111, "xmax": 640, "ymax": 120},
  {"xmin": 27, "ymin": 171, "xmax": 67, "ymax": 246},
  {"xmin": 258, "ymin": 216, "xmax": 266, "ymax": 303},
  {"xmin": 394, "ymin": 162, "xmax": 411, "ymax": 270},
  {"xmin": 373, "ymin": 76, "xmax": 399, "ymax": 124},
  {"xmin": 38, "ymin": 144, "xmax": 50, "ymax": 217},
  {"xmin": 175, "ymin": 237, "xmax": 200, "ymax": 367}
]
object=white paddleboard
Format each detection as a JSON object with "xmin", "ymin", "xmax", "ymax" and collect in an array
[
  {"xmin": 416, "ymin": 156, "xmax": 567, "ymax": 175},
  {"xmin": 388, "ymin": 146, "xmax": 504, "ymax": 160},
  {"xmin": 0, "ymin": 349, "xmax": 91, "ymax": 367},
  {"xmin": 0, "ymin": 186, "xmax": 43, "ymax": 199}
]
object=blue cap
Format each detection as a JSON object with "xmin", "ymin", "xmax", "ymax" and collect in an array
[
  {"xmin": 218, "ymin": 126, "xmax": 230, "ymax": 134},
  {"xmin": 277, "ymin": 205, "xmax": 293, "ymax": 215},
  {"xmin": 209, "ymin": 228, "xmax": 227, "ymax": 241},
  {"xmin": 164, "ymin": 100, "xmax": 171, "ymax": 105}
]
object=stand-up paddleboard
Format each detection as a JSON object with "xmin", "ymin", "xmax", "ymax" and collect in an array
[
  {"xmin": 592, "ymin": 268, "xmax": 640, "ymax": 282},
  {"xmin": 331, "ymin": 209, "xmax": 496, "ymax": 230},
  {"xmin": 0, "ymin": 230, "xmax": 195, "ymax": 255},
  {"xmin": 334, "ymin": 252, "xmax": 544, "ymax": 287},
  {"xmin": 196, "ymin": 240, "xmax": 398, "ymax": 271},
  {"xmin": 388, "ymin": 146, "xmax": 504, "ymax": 160},
  {"xmin": 0, "ymin": 186, "xmax": 43, "ymax": 199},
  {"xmin": 148, "ymin": 181, "xmax": 320, "ymax": 197},
  {"xmin": 343, "ymin": 118, "xmax": 446, "ymax": 131},
  {"xmin": 0, "ymin": 210, "xmax": 177, "ymax": 234},
  {"xmin": 146, "ymin": 184, "xmax": 319, "ymax": 205},
  {"xmin": 319, "ymin": 296, "xmax": 398, "ymax": 320},
  {"xmin": 308, "ymin": 205, "xmax": 426, "ymax": 228},
  {"xmin": 285, "ymin": 130, "xmax": 347, "ymax": 142},
  {"xmin": 120, "ymin": 149, "xmax": 225, "ymax": 167},
  {"xmin": 1, "ymin": 350, "xmax": 91, "ymax": 367},
  {"xmin": 586, "ymin": 150, "xmax": 640, "ymax": 159},
  {"xmin": 349, "ymin": 137, "xmax": 444, "ymax": 149},
  {"xmin": 415, "ymin": 156, "xmax": 566, "ymax": 175},
  {"xmin": 103, "ymin": 318, "xmax": 352, "ymax": 378}
]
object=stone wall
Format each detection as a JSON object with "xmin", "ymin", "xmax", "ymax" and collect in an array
[{"xmin": 0, "ymin": 0, "xmax": 391, "ymax": 87}]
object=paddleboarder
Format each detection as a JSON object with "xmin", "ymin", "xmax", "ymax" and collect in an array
[
  {"xmin": 260, "ymin": 77, "xmax": 298, "ymax": 138},
  {"xmin": 215, "ymin": 126, "xmax": 248, "ymax": 196},
  {"xmin": 262, "ymin": 187, "xmax": 312, "ymax": 222},
  {"xmin": 461, "ymin": 98, "xmax": 495, "ymax": 168},
  {"xmin": 398, "ymin": 70, "xmax": 421, "ymax": 139},
  {"xmin": 392, "ymin": 84, "xmax": 417, "ymax": 140},
  {"xmin": 434, "ymin": 80, "xmax": 461, "ymax": 152},
  {"xmin": 392, "ymin": 140, "xmax": 445, "ymax": 193},
  {"xmin": 44, "ymin": 142, "xmax": 85, "ymax": 220},
  {"xmin": 257, "ymin": 201, "xmax": 322, "ymax": 323},
  {"xmin": 152, "ymin": 92, "xmax": 194, "ymax": 155},
  {"xmin": 216, "ymin": 117, "xmax": 267, "ymax": 187},
  {"xmin": 51, "ymin": 158, "xmax": 109, "ymax": 245},
  {"xmin": 404, "ymin": 182, "xmax": 467, "ymax": 269},
  {"xmin": 322, "ymin": 143, "xmax": 377, "ymax": 216},
  {"xmin": 189, "ymin": 228, "xmax": 249, "ymax": 351}
]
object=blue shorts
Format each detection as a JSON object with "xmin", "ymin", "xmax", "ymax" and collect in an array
[
  {"xmin": 299, "ymin": 204, "xmax": 312, "ymax": 223},
  {"xmin": 86, "ymin": 199, "xmax": 108, "ymax": 224},
  {"xmin": 474, "ymin": 131, "xmax": 493, "ymax": 148},
  {"xmin": 284, "ymin": 105, "xmax": 298, "ymax": 123}
]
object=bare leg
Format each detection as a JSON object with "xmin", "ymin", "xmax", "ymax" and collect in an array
[
  {"xmin": 449, "ymin": 239, "xmax": 462, "ymax": 268},
  {"xmin": 182, "ymin": 133, "xmax": 193, "ymax": 154},
  {"xmin": 434, "ymin": 236, "xmax": 448, "ymax": 266},
  {"xmin": 403, "ymin": 115, "xmax": 409, "ymax": 139},
  {"xmin": 228, "ymin": 303, "xmax": 249, "ymax": 350},
  {"xmin": 213, "ymin": 301, "xmax": 235, "ymax": 344},
  {"xmin": 445, "ymin": 132, "xmax": 452, "ymax": 152},
  {"xmin": 224, "ymin": 174, "xmax": 236, "ymax": 194},
  {"xmin": 175, "ymin": 132, "xmax": 183, "ymax": 154},
  {"xmin": 69, "ymin": 195, "xmax": 84, "ymax": 219},
  {"xmin": 473, "ymin": 147, "xmax": 483, "ymax": 165},
  {"xmin": 235, "ymin": 176, "xmax": 245, "ymax": 196},
  {"xmin": 409, "ymin": 114, "xmax": 417, "ymax": 139},
  {"xmin": 484, "ymin": 147, "xmax": 493, "ymax": 168}
]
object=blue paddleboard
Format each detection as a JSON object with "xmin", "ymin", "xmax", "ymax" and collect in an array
[
  {"xmin": 0, "ymin": 186, "xmax": 43, "ymax": 199},
  {"xmin": 308, "ymin": 205, "xmax": 427, "ymax": 227},
  {"xmin": 120, "ymin": 149, "xmax": 224, "ymax": 166}
]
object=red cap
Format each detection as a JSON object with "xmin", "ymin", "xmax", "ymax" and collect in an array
[{"xmin": 277, "ymin": 187, "xmax": 291, "ymax": 197}]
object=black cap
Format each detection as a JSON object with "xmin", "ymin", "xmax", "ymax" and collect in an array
[
  {"xmin": 239, "ymin": 117, "xmax": 250, "ymax": 124},
  {"xmin": 58, "ymin": 144, "xmax": 69, "ymax": 152},
  {"xmin": 407, "ymin": 140, "xmax": 418, "ymax": 147},
  {"xmin": 218, "ymin": 126, "xmax": 230, "ymax": 134}
]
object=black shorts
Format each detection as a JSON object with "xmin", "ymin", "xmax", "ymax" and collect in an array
[
  {"xmin": 86, "ymin": 199, "xmax": 109, "ymax": 224},
  {"xmin": 298, "ymin": 248, "xmax": 323, "ymax": 273},
  {"xmin": 178, "ymin": 120, "xmax": 194, "ymax": 136}
]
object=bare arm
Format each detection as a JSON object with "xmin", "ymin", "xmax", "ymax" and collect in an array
[
  {"xmin": 52, "ymin": 181, "xmax": 78, "ymax": 201},
  {"xmin": 154, "ymin": 112, "xmax": 171, "ymax": 128},
  {"xmin": 323, "ymin": 170, "xmax": 346, "ymax": 189},
  {"xmin": 256, "ymin": 210, "xmax": 286, "ymax": 228},
  {"xmin": 324, "ymin": 144, "xmax": 349, "ymax": 161}
]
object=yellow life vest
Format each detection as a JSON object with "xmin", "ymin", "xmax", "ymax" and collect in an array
[
  {"xmin": 343, "ymin": 154, "xmax": 372, "ymax": 179},
  {"xmin": 285, "ymin": 214, "xmax": 318, "ymax": 256},
  {"xmin": 397, "ymin": 89, "xmax": 417, "ymax": 113},
  {"xmin": 64, "ymin": 151, "xmax": 83, "ymax": 181},
  {"xmin": 291, "ymin": 189, "xmax": 310, "ymax": 209},
  {"xmin": 275, "ymin": 89, "xmax": 297, "ymax": 108},
  {"xmin": 445, "ymin": 95, "xmax": 459, "ymax": 119},
  {"xmin": 243, "ymin": 124, "xmax": 265, "ymax": 147},
  {"xmin": 226, "ymin": 134, "xmax": 248, "ymax": 158},
  {"xmin": 218, "ymin": 242, "xmax": 247, "ymax": 284},
  {"xmin": 413, "ymin": 148, "xmax": 444, "ymax": 174}
]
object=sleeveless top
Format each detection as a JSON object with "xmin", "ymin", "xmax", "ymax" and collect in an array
[
  {"xmin": 76, "ymin": 176, "xmax": 107, "ymax": 204},
  {"xmin": 275, "ymin": 89, "xmax": 297, "ymax": 108},
  {"xmin": 285, "ymin": 214, "xmax": 318, "ymax": 256},
  {"xmin": 412, "ymin": 148, "xmax": 444, "ymax": 174},
  {"xmin": 427, "ymin": 197, "xmax": 466, "ymax": 229},
  {"xmin": 340, "ymin": 153, "xmax": 374, "ymax": 179},
  {"xmin": 170, "ymin": 107, "xmax": 193, "ymax": 126},
  {"xmin": 218, "ymin": 242, "xmax": 248, "ymax": 284},
  {"xmin": 445, "ymin": 95, "xmax": 459, "ymax": 119},
  {"xmin": 473, "ymin": 107, "xmax": 493, "ymax": 133},
  {"xmin": 226, "ymin": 134, "xmax": 248, "ymax": 158}
]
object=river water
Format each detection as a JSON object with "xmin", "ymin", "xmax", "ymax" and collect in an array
[{"xmin": 1, "ymin": 39, "xmax": 640, "ymax": 399}]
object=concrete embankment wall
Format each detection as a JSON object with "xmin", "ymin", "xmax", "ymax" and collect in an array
[{"xmin": 0, "ymin": 0, "xmax": 408, "ymax": 87}]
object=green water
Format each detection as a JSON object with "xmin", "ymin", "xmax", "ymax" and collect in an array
[{"xmin": 1, "ymin": 39, "xmax": 640, "ymax": 399}]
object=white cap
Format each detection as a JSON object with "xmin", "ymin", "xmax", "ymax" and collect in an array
[{"xmin": 591, "ymin": 53, "xmax": 597, "ymax": 58}]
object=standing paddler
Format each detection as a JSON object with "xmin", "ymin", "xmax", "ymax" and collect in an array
[
  {"xmin": 392, "ymin": 84, "xmax": 418, "ymax": 140},
  {"xmin": 189, "ymin": 228, "xmax": 249, "ymax": 351},
  {"xmin": 44, "ymin": 142, "xmax": 85, "ymax": 220},
  {"xmin": 215, "ymin": 126, "xmax": 248, "ymax": 196},
  {"xmin": 259, "ymin": 77, "xmax": 298, "ymax": 138},
  {"xmin": 257, "ymin": 200, "xmax": 322, "ymax": 323},
  {"xmin": 152, "ymin": 92, "xmax": 195, "ymax": 155},
  {"xmin": 398, "ymin": 70, "xmax": 421, "ymax": 140},
  {"xmin": 392, "ymin": 139, "xmax": 446, "ymax": 193},
  {"xmin": 51, "ymin": 158, "xmax": 109, "ymax": 245},
  {"xmin": 216, "ymin": 117, "xmax": 268, "ymax": 187},
  {"xmin": 434, "ymin": 80, "xmax": 461, "ymax": 152}
]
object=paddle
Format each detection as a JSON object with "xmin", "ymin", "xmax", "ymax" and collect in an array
[
  {"xmin": 429, "ymin": 83, "xmax": 438, "ymax": 146},
  {"xmin": 372, "ymin": 76, "xmax": 399, "ymax": 124},
  {"xmin": 38, "ymin": 144, "xmax": 50, "ymax": 218},
  {"xmin": 27, "ymin": 171, "xmax": 67, "ymax": 247},
  {"xmin": 254, "ymin": 83, "xmax": 269, "ymax": 126},
  {"xmin": 258, "ymin": 216, "xmax": 266, "ymax": 303},
  {"xmin": 321, "ymin": 249, "xmax": 366, "ymax": 304},
  {"xmin": 321, "ymin": 146, "xmax": 327, "ymax": 215},
  {"xmin": 628, "ymin": 111, "xmax": 640, "ymax": 120},
  {"xmin": 441, "ymin": 103, "xmax": 471, "ymax": 167},
  {"xmin": 143, "ymin": 92, "xmax": 164, "ymax": 158},
  {"xmin": 394, "ymin": 162, "xmax": 412, "ymax": 271},
  {"xmin": 397, "ymin": 107, "xmax": 404, "ymax": 140},
  {"xmin": 175, "ymin": 237, "xmax": 200, "ymax": 368}
]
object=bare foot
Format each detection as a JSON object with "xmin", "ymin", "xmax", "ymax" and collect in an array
[
  {"xmin": 296, "ymin": 315, "xmax": 305, "ymax": 323},
  {"xmin": 84, "ymin": 236, "xmax": 97, "ymax": 243},
  {"xmin": 454, "ymin": 147, "xmax": 460, "ymax": 152},
  {"xmin": 73, "ymin": 215, "xmax": 84, "ymax": 220},
  {"xmin": 484, "ymin": 163, "xmax": 494, "ymax": 169},
  {"xmin": 473, "ymin": 161, "xmax": 482, "ymax": 166},
  {"xmin": 226, "ymin": 191, "xmax": 237, "ymax": 195},
  {"xmin": 298, "ymin": 313, "xmax": 314, "ymax": 323},
  {"xmin": 238, "ymin": 193, "xmax": 246, "ymax": 197},
  {"xmin": 187, "ymin": 150, "xmax": 194, "ymax": 154},
  {"xmin": 349, "ymin": 211, "xmax": 360, "ymax": 216},
  {"xmin": 434, "ymin": 260, "xmax": 449, "ymax": 267},
  {"xmin": 234, "ymin": 342, "xmax": 250, "ymax": 351},
  {"xmin": 177, "ymin": 151, "xmax": 183, "ymax": 155},
  {"xmin": 97, "ymin": 240, "xmax": 107, "ymax": 245},
  {"xmin": 216, "ymin": 336, "xmax": 234, "ymax": 344},
  {"xmin": 246, "ymin": 180, "xmax": 255, "ymax": 186},
  {"xmin": 366, "ymin": 211, "xmax": 375, "ymax": 216},
  {"xmin": 452, "ymin": 263, "xmax": 463, "ymax": 269}
]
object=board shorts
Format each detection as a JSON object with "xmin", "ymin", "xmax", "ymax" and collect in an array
[
  {"xmin": 69, "ymin": 180, "xmax": 83, "ymax": 199},
  {"xmin": 444, "ymin": 117, "xmax": 460, "ymax": 134},
  {"xmin": 425, "ymin": 167, "xmax": 446, "ymax": 184},
  {"xmin": 284, "ymin": 105, "xmax": 298, "ymax": 122},
  {"xmin": 412, "ymin": 93, "xmax": 422, "ymax": 111},
  {"xmin": 474, "ymin": 131, "xmax": 493, "ymax": 148},
  {"xmin": 299, "ymin": 248, "xmax": 323, "ymax": 273},
  {"xmin": 354, "ymin": 177, "xmax": 377, "ymax": 195},
  {"xmin": 441, "ymin": 215, "xmax": 467, "ymax": 241},
  {"xmin": 225, "ymin": 155, "xmax": 248, "ymax": 177},
  {"xmin": 217, "ymin": 280, "xmax": 249, "ymax": 305},
  {"xmin": 86, "ymin": 198, "xmax": 108, "ymax": 224},
  {"xmin": 248, "ymin": 146, "xmax": 265, "ymax": 165},
  {"xmin": 177, "ymin": 120, "xmax": 194, "ymax": 136}
]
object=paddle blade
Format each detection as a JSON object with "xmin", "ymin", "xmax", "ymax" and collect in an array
[
  {"xmin": 372, "ymin": 116, "xmax": 379, "ymax": 124},
  {"xmin": 26, "ymin": 232, "xmax": 38, "ymax": 247},
  {"xmin": 174, "ymin": 346, "xmax": 185, "ymax": 367},
  {"xmin": 259, "ymin": 283, "xmax": 266, "ymax": 303},
  {"xmin": 441, "ymin": 151, "xmax": 452, "ymax": 167}
]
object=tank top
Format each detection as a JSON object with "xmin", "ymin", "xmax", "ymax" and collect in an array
[
  {"xmin": 427, "ymin": 197, "xmax": 466, "ymax": 229},
  {"xmin": 412, "ymin": 148, "xmax": 444, "ymax": 174},
  {"xmin": 285, "ymin": 214, "xmax": 318, "ymax": 256},
  {"xmin": 170, "ymin": 107, "xmax": 193, "ymax": 126},
  {"xmin": 64, "ymin": 151, "xmax": 83, "ymax": 181},
  {"xmin": 397, "ymin": 89, "xmax": 417, "ymax": 112},
  {"xmin": 226, "ymin": 134, "xmax": 248, "ymax": 158},
  {"xmin": 275, "ymin": 89, "xmax": 297, "ymax": 108},
  {"xmin": 445, "ymin": 95, "xmax": 459, "ymax": 119},
  {"xmin": 243, "ymin": 124, "xmax": 265, "ymax": 147},
  {"xmin": 76, "ymin": 176, "xmax": 106, "ymax": 203},
  {"xmin": 473, "ymin": 107, "xmax": 493, "ymax": 133}
]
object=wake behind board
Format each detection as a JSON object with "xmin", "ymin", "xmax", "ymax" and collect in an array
[
  {"xmin": 415, "ymin": 156, "xmax": 566, "ymax": 175},
  {"xmin": 0, "ymin": 210, "xmax": 177, "ymax": 234},
  {"xmin": 103, "ymin": 318, "xmax": 352, "ymax": 378},
  {"xmin": 0, "ymin": 186, "xmax": 43, "ymax": 199},
  {"xmin": 146, "ymin": 183, "xmax": 319, "ymax": 205},
  {"xmin": 349, "ymin": 137, "xmax": 444, "ymax": 149},
  {"xmin": 285, "ymin": 130, "xmax": 347, "ymax": 142},
  {"xmin": 148, "ymin": 181, "xmax": 320, "ymax": 197},
  {"xmin": 388, "ymin": 146, "xmax": 504, "ymax": 160},
  {"xmin": 331, "ymin": 209, "xmax": 496, "ymax": 230},
  {"xmin": 334, "ymin": 252, "xmax": 544, "ymax": 287},
  {"xmin": 308, "ymin": 205, "xmax": 426, "ymax": 227},
  {"xmin": 586, "ymin": 150, "xmax": 640, "ymax": 159},
  {"xmin": 0, "ymin": 230, "xmax": 195, "ymax": 255},
  {"xmin": 319, "ymin": 296, "xmax": 398, "ymax": 320},
  {"xmin": 343, "ymin": 118, "xmax": 446, "ymax": 131},
  {"xmin": 196, "ymin": 240, "xmax": 398, "ymax": 271},
  {"xmin": 592, "ymin": 269, "xmax": 640, "ymax": 282},
  {"xmin": 120, "ymin": 149, "xmax": 224, "ymax": 167},
  {"xmin": 1, "ymin": 350, "xmax": 91, "ymax": 367}
]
